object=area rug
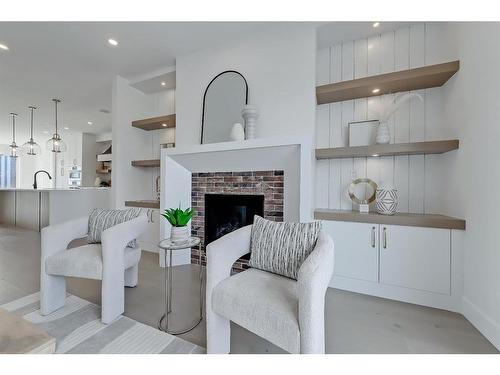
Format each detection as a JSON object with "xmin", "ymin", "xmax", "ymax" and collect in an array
[{"xmin": 0, "ymin": 292, "xmax": 205, "ymax": 354}]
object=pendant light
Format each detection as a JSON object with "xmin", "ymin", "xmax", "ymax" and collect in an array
[
  {"xmin": 22, "ymin": 106, "xmax": 41, "ymax": 156},
  {"xmin": 8, "ymin": 112, "xmax": 19, "ymax": 158},
  {"xmin": 46, "ymin": 98, "xmax": 67, "ymax": 153}
]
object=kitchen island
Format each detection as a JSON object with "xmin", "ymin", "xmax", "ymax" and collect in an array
[{"xmin": 0, "ymin": 187, "xmax": 111, "ymax": 231}]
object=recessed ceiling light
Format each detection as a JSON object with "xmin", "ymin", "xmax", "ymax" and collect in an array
[
  {"xmin": 162, "ymin": 123, "xmax": 167, "ymax": 127},
  {"xmin": 373, "ymin": 22, "xmax": 380, "ymax": 28},
  {"xmin": 87, "ymin": 121, "xmax": 93, "ymax": 125},
  {"xmin": 372, "ymin": 88, "xmax": 380, "ymax": 94},
  {"xmin": 372, "ymin": 154, "xmax": 379, "ymax": 157},
  {"xmin": 63, "ymin": 126, "xmax": 69, "ymax": 130},
  {"xmin": 161, "ymin": 81, "xmax": 166, "ymax": 86},
  {"xmin": 108, "ymin": 38, "xmax": 118, "ymax": 46},
  {"xmin": 0, "ymin": 43, "xmax": 8, "ymax": 50}
]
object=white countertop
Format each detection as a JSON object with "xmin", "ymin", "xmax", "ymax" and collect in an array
[{"xmin": 0, "ymin": 187, "xmax": 111, "ymax": 192}]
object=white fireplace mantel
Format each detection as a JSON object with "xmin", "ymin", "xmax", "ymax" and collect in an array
[{"xmin": 159, "ymin": 136, "xmax": 314, "ymax": 266}]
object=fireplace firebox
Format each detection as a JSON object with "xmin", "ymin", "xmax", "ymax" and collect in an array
[{"xmin": 205, "ymin": 194, "xmax": 264, "ymax": 247}]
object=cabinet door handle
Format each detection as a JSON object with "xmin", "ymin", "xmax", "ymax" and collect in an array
[
  {"xmin": 150, "ymin": 210, "xmax": 154, "ymax": 223},
  {"xmin": 371, "ymin": 226, "xmax": 376, "ymax": 248},
  {"xmin": 382, "ymin": 227, "xmax": 387, "ymax": 249}
]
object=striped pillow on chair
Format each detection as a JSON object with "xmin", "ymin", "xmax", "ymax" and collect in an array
[
  {"xmin": 87, "ymin": 208, "xmax": 142, "ymax": 248},
  {"xmin": 248, "ymin": 215, "xmax": 321, "ymax": 280}
]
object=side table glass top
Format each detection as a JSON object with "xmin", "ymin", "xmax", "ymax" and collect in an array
[{"xmin": 158, "ymin": 237, "xmax": 201, "ymax": 251}]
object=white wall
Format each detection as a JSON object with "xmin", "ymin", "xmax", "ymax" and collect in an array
[
  {"xmin": 438, "ymin": 22, "xmax": 500, "ymax": 349},
  {"xmin": 175, "ymin": 25, "xmax": 317, "ymax": 147},
  {"xmin": 81, "ymin": 133, "xmax": 98, "ymax": 187},
  {"xmin": 316, "ymin": 23, "xmax": 456, "ymax": 214}
]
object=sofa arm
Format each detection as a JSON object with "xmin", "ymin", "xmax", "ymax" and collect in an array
[
  {"xmin": 297, "ymin": 230, "xmax": 334, "ymax": 354},
  {"xmin": 41, "ymin": 215, "xmax": 89, "ymax": 265}
]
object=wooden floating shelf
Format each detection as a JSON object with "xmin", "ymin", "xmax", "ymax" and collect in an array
[
  {"xmin": 125, "ymin": 200, "xmax": 160, "ymax": 209},
  {"xmin": 131, "ymin": 159, "xmax": 160, "ymax": 167},
  {"xmin": 132, "ymin": 114, "xmax": 176, "ymax": 131},
  {"xmin": 316, "ymin": 140, "xmax": 459, "ymax": 160},
  {"xmin": 96, "ymin": 169, "xmax": 111, "ymax": 174},
  {"xmin": 314, "ymin": 209, "xmax": 465, "ymax": 230},
  {"xmin": 316, "ymin": 60, "xmax": 459, "ymax": 104}
]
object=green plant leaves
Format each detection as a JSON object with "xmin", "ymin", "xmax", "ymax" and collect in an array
[{"xmin": 161, "ymin": 206, "xmax": 196, "ymax": 227}]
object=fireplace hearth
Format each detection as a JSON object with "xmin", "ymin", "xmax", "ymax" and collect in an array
[{"xmin": 191, "ymin": 170, "xmax": 284, "ymax": 271}]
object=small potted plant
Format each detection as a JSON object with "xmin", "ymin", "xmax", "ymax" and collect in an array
[{"xmin": 161, "ymin": 205, "xmax": 196, "ymax": 244}]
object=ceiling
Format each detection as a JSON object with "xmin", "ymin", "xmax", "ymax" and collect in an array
[{"xmin": 0, "ymin": 21, "xmax": 410, "ymax": 143}]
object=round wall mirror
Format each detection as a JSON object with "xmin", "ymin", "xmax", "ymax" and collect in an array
[
  {"xmin": 348, "ymin": 178, "xmax": 378, "ymax": 205},
  {"xmin": 201, "ymin": 70, "xmax": 248, "ymax": 144}
]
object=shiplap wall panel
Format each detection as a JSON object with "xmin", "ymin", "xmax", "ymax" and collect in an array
[
  {"xmin": 394, "ymin": 26, "xmax": 411, "ymax": 212},
  {"xmin": 315, "ymin": 48, "xmax": 330, "ymax": 208},
  {"xmin": 408, "ymin": 24, "xmax": 426, "ymax": 214},
  {"xmin": 315, "ymin": 23, "xmax": 453, "ymax": 214}
]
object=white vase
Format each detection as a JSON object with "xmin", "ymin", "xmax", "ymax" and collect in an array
[
  {"xmin": 241, "ymin": 105, "xmax": 259, "ymax": 139},
  {"xmin": 170, "ymin": 226, "xmax": 189, "ymax": 244},
  {"xmin": 376, "ymin": 181, "xmax": 398, "ymax": 215},
  {"xmin": 376, "ymin": 121, "xmax": 391, "ymax": 144},
  {"xmin": 229, "ymin": 123, "xmax": 245, "ymax": 141}
]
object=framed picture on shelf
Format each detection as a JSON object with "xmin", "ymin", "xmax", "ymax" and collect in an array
[{"xmin": 348, "ymin": 119, "xmax": 379, "ymax": 147}]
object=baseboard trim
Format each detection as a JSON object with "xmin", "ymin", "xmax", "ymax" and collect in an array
[{"xmin": 462, "ymin": 296, "xmax": 500, "ymax": 350}]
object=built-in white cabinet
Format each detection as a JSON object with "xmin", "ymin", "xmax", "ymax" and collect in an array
[
  {"xmin": 323, "ymin": 220, "xmax": 461, "ymax": 312},
  {"xmin": 324, "ymin": 221, "xmax": 378, "ymax": 282},
  {"xmin": 379, "ymin": 225, "xmax": 450, "ymax": 295},
  {"xmin": 138, "ymin": 208, "xmax": 160, "ymax": 253}
]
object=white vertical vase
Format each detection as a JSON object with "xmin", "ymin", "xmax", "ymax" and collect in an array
[
  {"xmin": 229, "ymin": 123, "xmax": 245, "ymax": 141},
  {"xmin": 241, "ymin": 105, "xmax": 259, "ymax": 139},
  {"xmin": 170, "ymin": 226, "xmax": 189, "ymax": 244},
  {"xmin": 376, "ymin": 121, "xmax": 391, "ymax": 144}
]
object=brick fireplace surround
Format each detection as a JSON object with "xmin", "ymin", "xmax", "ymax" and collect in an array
[{"xmin": 191, "ymin": 170, "xmax": 284, "ymax": 271}]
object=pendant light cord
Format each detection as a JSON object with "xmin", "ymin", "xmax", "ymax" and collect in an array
[
  {"xmin": 10, "ymin": 113, "xmax": 17, "ymax": 143},
  {"xmin": 54, "ymin": 100, "xmax": 58, "ymax": 134},
  {"xmin": 29, "ymin": 107, "xmax": 35, "ymax": 140},
  {"xmin": 52, "ymin": 99, "xmax": 61, "ymax": 136}
]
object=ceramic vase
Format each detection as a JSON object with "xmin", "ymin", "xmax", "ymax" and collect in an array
[
  {"xmin": 376, "ymin": 181, "xmax": 398, "ymax": 215},
  {"xmin": 171, "ymin": 226, "xmax": 189, "ymax": 244},
  {"xmin": 229, "ymin": 123, "xmax": 245, "ymax": 141},
  {"xmin": 241, "ymin": 105, "xmax": 259, "ymax": 139},
  {"xmin": 376, "ymin": 121, "xmax": 391, "ymax": 144}
]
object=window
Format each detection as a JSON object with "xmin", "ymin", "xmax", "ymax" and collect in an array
[{"xmin": 0, "ymin": 154, "xmax": 17, "ymax": 188}]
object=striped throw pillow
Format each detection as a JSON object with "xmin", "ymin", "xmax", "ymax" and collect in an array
[
  {"xmin": 88, "ymin": 208, "xmax": 142, "ymax": 248},
  {"xmin": 248, "ymin": 215, "xmax": 322, "ymax": 280}
]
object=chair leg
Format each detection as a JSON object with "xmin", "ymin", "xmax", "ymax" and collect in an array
[
  {"xmin": 101, "ymin": 270, "xmax": 125, "ymax": 324},
  {"xmin": 40, "ymin": 273, "xmax": 66, "ymax": 316},
  {"xmin": 207, "ymin": 311, "xmax": 231, "ymax": 354},
  {"xmin": 124, "ymin": 264, "xmax": 139, "ymax": 287}
]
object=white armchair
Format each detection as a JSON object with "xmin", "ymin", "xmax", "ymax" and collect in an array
[
  {"xmin": 40, "ymin": 214, "xmax": 148, "ymax": 324},
  {"xmin": 206, "ymin": 225, "xmax": 334, "ymax": 354}
]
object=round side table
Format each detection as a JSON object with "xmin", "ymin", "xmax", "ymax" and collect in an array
[{"xmin": 157, "ymin": 237, "xmax": 203, "ymax": 335}]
